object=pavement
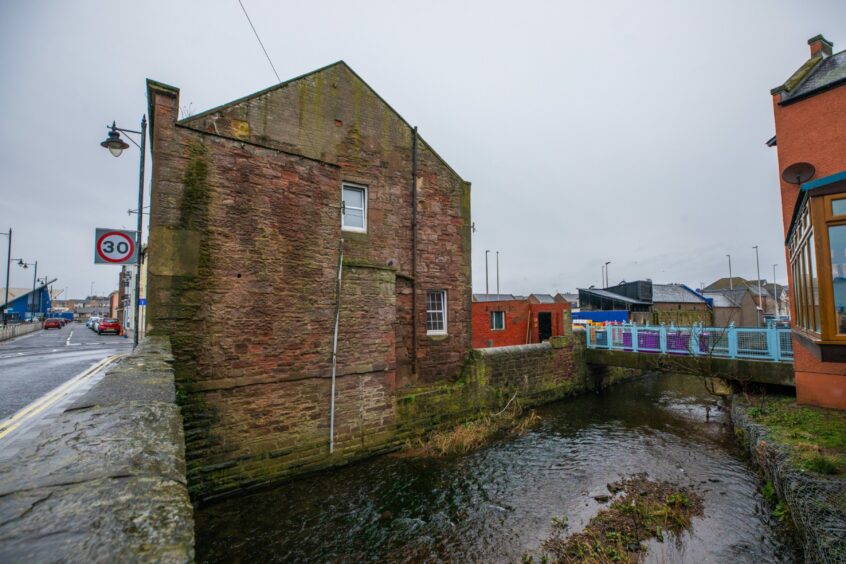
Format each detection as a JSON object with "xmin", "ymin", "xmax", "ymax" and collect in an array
[{"xmin": 0, "ymin": 321, "xmax": 131, "ymax": 421}]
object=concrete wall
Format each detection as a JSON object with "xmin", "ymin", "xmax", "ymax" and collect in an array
[
  {"xmin": 0, "ymin": 321, "xmax": 40, "ymax": 342},
  {"xmin": 0, "ymin": 337, "xmax": 193, "ymax": 562}
]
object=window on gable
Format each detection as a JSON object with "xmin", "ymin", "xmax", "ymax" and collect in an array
[
  {"xmin": 491, "ymin": 311, "xmax": 505, "ymax": 330},
  {"xmin": 342, "ymin": 183, "xmax": 367, "ymax": 232},
  {"xmin": 426, "ymin": 290, "xmax": 447, "ymax": 334}
]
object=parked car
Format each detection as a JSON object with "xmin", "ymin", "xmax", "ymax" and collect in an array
[
  {"xmin": 97, "ymin": 318, "xmax": 121, "ymax": 335},
  {"xmin": 43, "ymin": 318, "xmax": 62, "ymax": 330},
  {"xmin": 87, "ymin": 316, "xmax": 101, "ymax": 330}
]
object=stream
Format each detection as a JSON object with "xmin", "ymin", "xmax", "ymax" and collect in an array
[{"xmin": 195, "ymin": 373, "xmax": 800, "ymax": 562}]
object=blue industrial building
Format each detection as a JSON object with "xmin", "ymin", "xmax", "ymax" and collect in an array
[{"xmin": 0, "ymin": 278, "xmax": 57, "ymax": 322}]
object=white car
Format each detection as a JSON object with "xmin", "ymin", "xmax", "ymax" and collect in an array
[{"xmin": 88, "ymin": 316, "xmax": 101, "ymax": 330}]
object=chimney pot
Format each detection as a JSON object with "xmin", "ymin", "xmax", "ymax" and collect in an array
[{"xmin": 808, "ymin": 34, "xmax": 833, "ymax": 58}]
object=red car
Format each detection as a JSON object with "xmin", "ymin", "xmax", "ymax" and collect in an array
[
  {"xmin": 43, "ymin": 318, "xmax": 62, "ymax": 329},
  {"xmin": 97, "ymin": 318, "xmax": 121, "ymax": 335}
]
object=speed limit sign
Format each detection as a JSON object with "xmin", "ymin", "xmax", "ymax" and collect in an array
[{"xmin": 94, "ymin": 228, "xmax": 138, "ymax": 265}]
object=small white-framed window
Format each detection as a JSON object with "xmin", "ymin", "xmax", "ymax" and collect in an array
[
  {"xmin": 490, "ymin": 311, "xmax": 505, "ymax": 331},
  {"xmin": 426, "ymin": 290, "xmax": 448, "ymax": 335},
  {"xmin": 341, "ymin": 183, "xmax": 367, "ymax": 232}
]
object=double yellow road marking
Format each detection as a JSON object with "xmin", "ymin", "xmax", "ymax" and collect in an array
[{"xmin": 0, "ymin": 353, "xmax": 125, "ymax": 441}]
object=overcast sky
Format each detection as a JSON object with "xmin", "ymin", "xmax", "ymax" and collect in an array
[{"xmin": 1, "ymin": 1, "xmax": 844, "ymax": 299}]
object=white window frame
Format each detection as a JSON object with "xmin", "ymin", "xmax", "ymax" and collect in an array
[
  {"xmin": 426, "ymin": 290, "xmax": 448, "ymax": 335},
  {"xmin": 490, "ymin": 310, "xmax": 505, "ymax": 331},
  {"xmin": 341, "ymin": 182, "xmax": 367, "ymax": 233}
]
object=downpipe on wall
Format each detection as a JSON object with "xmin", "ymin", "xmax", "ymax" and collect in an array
[{"xmin": 330, "ymin": 237, "xmax": 344, "ymax": 454}]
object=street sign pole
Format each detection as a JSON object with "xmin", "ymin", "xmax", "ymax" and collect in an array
[{"xmin": 133, "ymin": 116, "xmax": 147, "ymax": 350}]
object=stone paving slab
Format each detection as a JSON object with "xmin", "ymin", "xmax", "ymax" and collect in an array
[{"xmin": 0, "ymin": 337, "xmax": 194, "ymax": 562}]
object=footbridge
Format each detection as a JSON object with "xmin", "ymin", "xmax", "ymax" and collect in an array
[{"xmin": 584, "ymin": 324, "xmax": 795, "ymax": 388}]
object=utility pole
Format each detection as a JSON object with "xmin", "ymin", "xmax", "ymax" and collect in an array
[
  {"xmin": 753, "ymin": 246, "xmax": 762, "ymax": 326},
  {"xmin": 605, "ymin": 261, "xmax": 611, "ymax": 288},
  {"xmin": 485, "ymin": 250, "xmax": 490, "ymax": 294},
  {"xmin": 726, "ymin": 254, "xmax": 733, "ymax": 289},
  {"xmin": 1, "ymin": 228, "xmax": 10, "ymax": 326},
  {"xmin": 773, "ymin": 264, "xmax": 779, "ymax": 318},
  {"xmin": 496, "ymin": 251, "xmax": 500, "ymax": 298},
  {"xmin": 601, "ymin": 264, "xmax": 605, "ymax": 288}
]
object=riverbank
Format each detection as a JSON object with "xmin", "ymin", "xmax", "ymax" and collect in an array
[
  {"xmin": 731, "ymin": 396, "xmax": 846, "ymax": 562},
  {"xmin": 196, "ymin": 373, "xmax": 798, "ymax": 562}
]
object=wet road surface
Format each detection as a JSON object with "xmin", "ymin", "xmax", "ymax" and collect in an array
[{"xmin": 0, "ymin": 322, "xmax": 131, "ymax": 420}]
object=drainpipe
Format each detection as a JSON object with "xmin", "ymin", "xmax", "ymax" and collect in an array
[
  {"xmin": 411, "ymin": 126, "xmax": 418, "ymax": 374},
  {"xmin": 329, "ymin": 237, "xmax": 344, "ymax": 454}
]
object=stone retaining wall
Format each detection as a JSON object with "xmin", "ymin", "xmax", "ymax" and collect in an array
[
  {"xmin": 191, "ymin": 331, "xmax": 637, "ymax": 503},
  {"xmin": 731, "ymin": 401, "xmax": 846, "ymax": 563},
  {"xmin": 0, "ymin": 321, "xmax": 40, "ymax": 342},
  {"xmin": 0, "ymin": 337, "xmax": 194, "ymax": 562}
]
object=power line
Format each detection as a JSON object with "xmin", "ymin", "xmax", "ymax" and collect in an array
[{"xmin": 237, "ymin": 0, "xmax": 281, "ymax": 83}]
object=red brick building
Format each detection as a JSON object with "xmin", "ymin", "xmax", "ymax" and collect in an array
[
  {"xmin": 770, "ymin": 34, "xmax": 846, "ymax": 409},
  {"xmin": 472, "ymin": 293, "xmax": 569, "ymax": 348},
  {"xmin": 146, "ymin": 62, "xmax": 472, "ymax": 496}
]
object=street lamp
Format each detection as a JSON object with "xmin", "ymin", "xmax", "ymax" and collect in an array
[
  {"xmin": 753, "ymin": 246, "xmax": 762, "ymax": 326},
  {"xmin": 16, "ymin": 259, "xmax": 37, "ymax": 321},
  {"xmin": 773, "ymin": 264, "xmax": 779, "ymax": 318},
  {"xmin": 1, "ymin": 228, "xmax": 10, "ymax": 326},
  {"xmin": 726, "ymin": 254, "xmax": 733, "ymax": 289},
  {"xmin": 604, "ymin": 261, "xmax": 611, "ymax": 288},
  {"xmin": 99, "ymin": 116, "xmax": 147, "ymax": 349},
  {"xmin": 485, "ymin": 250, "xmax": 490, "ymax": 294}
]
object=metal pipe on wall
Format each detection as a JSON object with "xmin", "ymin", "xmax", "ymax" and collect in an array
[
  {"xmin": 411, "ymin": 126, "xmax": 418, "ymax": 374},
  {"xmin": 329, "ymin": 237, "xmax": 344, "ymax": 454}
]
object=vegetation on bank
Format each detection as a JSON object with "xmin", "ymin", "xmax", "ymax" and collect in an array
[
  {"xmin": 406, "ymin": 395, "xmax": 540, "ymax": 456},
  {"xmin": 529, "ymin": 474, "xmax": 703, "ymax": 563},
  {"xmin": 745, "ymin": 396, "xmax": 846, "ymax": 476}
]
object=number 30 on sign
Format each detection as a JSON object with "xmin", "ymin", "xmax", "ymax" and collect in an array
[{"xmin": 94, "ymin": 228, "xmax": 138, "ymax": 265}]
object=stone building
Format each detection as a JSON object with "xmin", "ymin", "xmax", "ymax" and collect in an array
[
  {"xmin": 146, "ymin": 62, "xmax": 472, "ymax": 497},
  {"xmin": 769, "ymin": 34, "xmax": 846, "ymax": 409}
]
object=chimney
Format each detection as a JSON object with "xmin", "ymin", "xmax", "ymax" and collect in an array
[{"xmin": 808, "ymin": 34, "xmax": 833, "ymax": 58}]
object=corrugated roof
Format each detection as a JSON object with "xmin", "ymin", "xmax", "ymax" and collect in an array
[
  {"xmin": 578, "ymin": 288, "xmax": 650, "ymax": 305},
  {"xmin": 530, "ymin": 293, "xmax": 555, "ymax": 304},
  {"xmin": 473, "ymin": 293, "xmax": 519, "ymax": 302},
  {"xmin": 0, "ymin": 279, "xmax": 59, "ymax": 308},
  {"xmin": 651, "ymin": 284, "xmax": 706, "ymax": 304},
  {"xmin": 781, "ymin": 49, "xmax": 846, "ymax": 103}
]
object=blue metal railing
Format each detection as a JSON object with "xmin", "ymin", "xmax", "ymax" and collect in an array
[{"xmin": 585, "ymin": 323, "xmax": 793, "ymax": 363}]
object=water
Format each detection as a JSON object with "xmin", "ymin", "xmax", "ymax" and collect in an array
[{"xmin": 195, "ymin": 373, "xmax": 800, "ymax": 562}]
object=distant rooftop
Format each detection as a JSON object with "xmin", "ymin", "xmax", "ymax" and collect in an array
[
  {"xmin": 651, "ymin": 284, "xmax": 706, "ymax": 304},
  {"xmin": 472, "ymin": 294, "xmax": 519, "ymax": 302}
]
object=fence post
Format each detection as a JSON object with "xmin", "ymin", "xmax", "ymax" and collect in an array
[
  {"xmin": 659, "ymin": 324, "xmax": 667, "ymax": 354},
  {"xmin": 769, "ymin": 327, "xmax": 781, "ymax": 362},
  {"xmin": 728, "ymin": 324, "xmax": 738, "ymax": 359},
  {"xmin": 691, "ymin": 324, "xmax": 700, "ymax": 356},
  {"xmin": 631, "ymin": 323, "xmax": 639, "ymax": 353}
]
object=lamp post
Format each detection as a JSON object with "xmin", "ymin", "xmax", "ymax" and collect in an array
[
  {"xmin": 485, "ymin": 250, "xmax": 490, "ymax": 294},
  {"xmin": 1, "ymin": 228, "xmax": 10, "ymax": 326},
  {"xmin": 16, "ymin": 260, "xmax": 36, "ymax": 321},
  {"xmin": 753, "ymin": 246, "xmax": 762, "ymax": 326},
  {"xmin": 773, "ymin": 264, "xmax": 779, "ymax": 318},
  {"xmin": 100, "ymin": 117, "xmax": 147, "ymax": 349},
  {"xmin": 496, "ymin": 251, "xmax": 500, "ymax": 298},
  {"xmin": 726, "ymin": 254, "xmax": 732, "ymax": 289},
  {"xmin": 604, "ymin": 261, "xmax": 611, "ymax": 288}
]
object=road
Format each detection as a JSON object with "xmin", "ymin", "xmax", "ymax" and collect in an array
[{"xmin": 0, "ymin": 322, "xmax": 131, "ymax": 420}]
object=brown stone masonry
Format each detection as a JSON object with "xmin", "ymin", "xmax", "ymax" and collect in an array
[{"xmin": 145, "ymin": 63, "xmax": 472, "ymax": 500}]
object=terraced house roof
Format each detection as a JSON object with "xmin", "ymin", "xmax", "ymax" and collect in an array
[{"xmin": 774, "ymin": 35, "xmax": 846, "ymax": 104}]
